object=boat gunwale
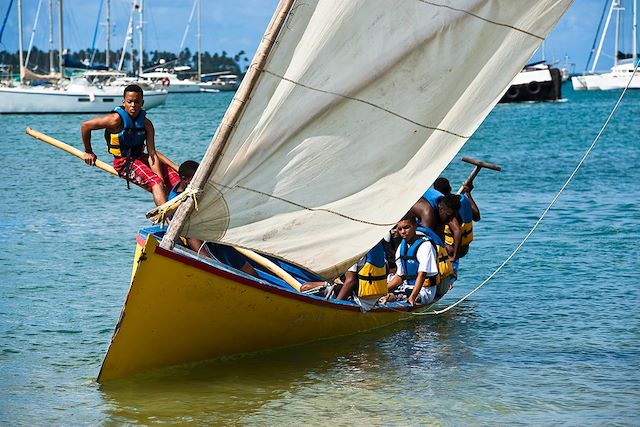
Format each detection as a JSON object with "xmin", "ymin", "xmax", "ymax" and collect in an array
[{"xmin": 139, "ymin": 234, "xmax": 419, "ymax": 314}]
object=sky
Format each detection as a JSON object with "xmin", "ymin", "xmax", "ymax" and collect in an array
[{"xmin": 0, "ymin": 0, "xmax": 634, "ymax": 73}]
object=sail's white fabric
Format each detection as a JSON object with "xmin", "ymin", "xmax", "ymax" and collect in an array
[{"xmin": 182, "ymin": 0, "xmax": 572, "ymax": 278}]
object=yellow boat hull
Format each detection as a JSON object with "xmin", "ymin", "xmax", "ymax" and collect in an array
[{"xmin": 98, "ymin": 235, "xmax": 419, "ymax": 382}]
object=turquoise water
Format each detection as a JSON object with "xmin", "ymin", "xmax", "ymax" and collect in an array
[{"xmin": 1, "ymin": 86, "xmax": 638, "ymax": 425}]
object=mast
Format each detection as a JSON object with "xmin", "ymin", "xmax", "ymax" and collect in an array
[
  {"xmin": 118, "ymin": 3, "xmax": 134, "ymax": 71},
  {"xmin": 592, "ymin": 0, "xmax": 616, "ymax": 73},
  {"xmin": 48, "ymin": 0, "xmax": 54, "ymax": 73},
  {"xmin": 105, "ymin": 0, "xmax": 110, "ymax": 68},
  {"xmin": 614, "ymin": 0, "xmax": 621, "ymax": 66},
  {"xmin": 57, "ymin": 0, "xmax": 64, "ymax": 79},
  {"xmin": 160, "ymin": 0, "xmax": 296, "ymax": 250},
  {"xmin": 17, "ymin": 0, "xmax": 24, "ymax": 83},
  {"xmin": 634, "ymin": 0, "xmax": 638, "ymax": 64},
  {"xmin": 138, "ymin": 0, "xmax": 143, "ymax": 75},
  {"xmin": 197, "ymin": 0, "xmax": 201, "ymax": 81}
]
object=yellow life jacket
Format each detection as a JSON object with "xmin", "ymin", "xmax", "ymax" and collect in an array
[
  {"xmin": 433, "ymin": 242, "xmax": 454, "ymax": 285},
  {"xmin": 356, "ymin": 242, "xmax": 388, "ymax": 299},
  {"xmin": 105, "ymin": 107, "xmax": 146, "ymax": 157},
  {"xmin": 411, "ymin": 227, "xmax": 454, "ymax": 285},
  {"xmin": 444, "ymin": 193, "xmax": 474, "ymax": 248}
]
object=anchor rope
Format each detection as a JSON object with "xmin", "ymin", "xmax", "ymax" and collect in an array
[{"xmin": 396, "ymin": 62, "xmax": 639, "ymax": 316}]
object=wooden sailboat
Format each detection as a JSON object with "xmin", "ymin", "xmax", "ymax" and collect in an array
[{"xmin": 95, "ymin": 0, "xmax": 573, "ymax": 382}]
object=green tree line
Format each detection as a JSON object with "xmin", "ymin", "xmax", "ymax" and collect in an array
[{"xmin": 0, "ymin": 47, "xmax": 249, "ymax": 75}]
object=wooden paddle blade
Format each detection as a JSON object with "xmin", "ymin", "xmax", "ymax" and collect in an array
[{"xmin": 461, "ymin": 156, "xmax": 502, "ymax": 172}]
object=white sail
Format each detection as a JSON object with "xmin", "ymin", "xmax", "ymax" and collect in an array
[{"xmin": 178, "ymin": 0, "xmax": 572, "ymax": 278}]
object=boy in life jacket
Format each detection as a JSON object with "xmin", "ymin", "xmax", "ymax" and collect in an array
[
  {"xmin": 387, "ymin": 213, "xmax": 443, "ymax": 306},
  {"xmin": 80, "ymin": 84, "xmax": 179, "ymax": 206},
  {"xmin": 335, "ymin": 240, "xmax": 388, "ymax": 311},
  {"xmin": 433, "ymin": 177, "xmax": 480, "ymax": 260},
  {"xmin": 410, "ymin": 189, "xmax": 460, "ymax": 246}
]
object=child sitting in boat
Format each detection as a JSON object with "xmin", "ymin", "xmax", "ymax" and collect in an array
[
  {"xmin": 299, "ymin": 240, "xmax": 388, "ymax": 311},
  {"xmin": 386, "ymin": 213, "xmax": 441, "ymax": 306},
  {"xmin": 80, "ymin": 84, "xmax": 179, "ymax": 206},
  {"xmin": 169, "ymin": 160, "xmax": 258, "ymax": 278}
]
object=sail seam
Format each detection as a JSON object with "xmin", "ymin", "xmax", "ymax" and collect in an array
[
  {"xmin": 261, "ymin": 69, "xmax": 471, "ymax": 140},
  {"xmin": 416, "ymin": 0, "xmax": 545, "ymax": 40},
  {"xmin": 214, "ymin": 182, "xmax": 396, "ymax": 227}
]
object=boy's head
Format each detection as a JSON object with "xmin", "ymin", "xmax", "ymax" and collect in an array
[
  {"xmin": 437, "ymin": 193, "xmax": 461, "ymax": 223},
  {"xmin": 178, "ymin": 160, "xmax": 199, "ymax": 185},
  {"xmin": 122, "ymin": 84, "xmax": 144, "ymax": 118},
  {"xmin": 433, "ymin": 177, "xmax": 451, "ymax": 195},
  {"xmin": 396, "ymin": 212, "xmax": 418, "ymax": 241}
]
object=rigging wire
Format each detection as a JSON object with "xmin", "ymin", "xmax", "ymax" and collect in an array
[
  {"xmin": 400, "ymin": 62, "xmax": 640, "ymax": 317},
  {"xmin": 0, "ymin": 0, "xmax": 14, "ymax": 47},
  {"xmin": 585, "ymin": 0, "xmax": 612, "ymax": 73}
]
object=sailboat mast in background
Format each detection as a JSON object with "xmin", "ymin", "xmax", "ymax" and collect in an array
[
  {"xmin": 17, "ymin": 0, "xmax": 24, "ymax": 83},
  {"xmin": 138, "ymin": 0, "xmax": 144, "ymax": 75}
]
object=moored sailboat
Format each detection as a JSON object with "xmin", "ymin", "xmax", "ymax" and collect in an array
[
  {"xmin": 571, "ymin": 0, "xmax": 639, "ymax": 90},
  {"xmin": 0, "ymin": 0, "xmax": 167, "ymax": 114},
  {"xmin": 92, "ymin": 0, "xmax": 573, "ymax": 382}
]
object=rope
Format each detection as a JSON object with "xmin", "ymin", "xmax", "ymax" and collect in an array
[
  {"xmin": 400, "ymin": 62, "xmax": 639, "ymax": 316},
  {"xmin": 145, "ymin": 186, "xmax": 201, "ymax": 224}
]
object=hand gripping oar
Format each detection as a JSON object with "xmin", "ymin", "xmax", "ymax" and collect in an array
[
  {"xmin": 457, "ymin": 157, "xmax": 502, "ymax": 194},
  {"xmin": 25, "ymin": 127, "xmax": 179, "ymax": 175}
]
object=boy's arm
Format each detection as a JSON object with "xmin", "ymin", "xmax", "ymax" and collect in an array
[
  {"xmin": 80, "ymin": 113, "xmax": 120, "ymax": 165},
  {"xmin": 144, "ymin": 118, "xmax": 164, "ymax": 181},
  {"xmin": 337, "ymin": 270, "xmax": 357, "ymax": 300},
  {"xmin": 462, "ymin": 184, "xmax": 481, "ymax": 221},
  {"xmin": 387, "ymin": 273, "xmax": 403, "ymax": 292},
  {"xmin": 407, "ymin": 272, "xmax": 427, "ymax": 306},
  {"xmin": 448, "ymin": 216, "xmax": 462, "ymax": 261}
]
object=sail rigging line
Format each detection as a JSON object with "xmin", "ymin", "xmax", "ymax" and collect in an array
[
  {"xmin": 261, "ymin": 69, "xmax": 471, "ymax": 140},
  {"xmin": 0, "ymin": 0, "xmax": 14, "ymax": 47},
  {"xmin": 25, "ymin": 0, "xmax": 43, "ymax": 69},
  {"xmin": 416, "ymin": 0, "xmax": 545, "ymax": 41},
  {"xmin": 396, "ymin": 61, "xmax": 640, "ymax": 317},
  {"xmin": 586, "ymin": 0, "xmax": 613, "ymax": 72}
]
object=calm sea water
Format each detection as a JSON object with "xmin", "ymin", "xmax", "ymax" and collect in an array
[{"xmin": 1, "ymin": 86, "xmax": 638, "ymax": 425}]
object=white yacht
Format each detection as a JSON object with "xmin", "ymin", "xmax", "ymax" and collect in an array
[
  {"xmin": 200, "ymin": 74, "xmax": 240, "ymax": 92},
  {"xmin": 139, "ymin": 71, "xmax": 201, "ymax": 93},
  {"xmin": 572, "ymin": 0, "xmax": 639, "ymax": 91},
  {"xmin": 0, "ymin": 74, "xmax": 167, "ymax": 114}
]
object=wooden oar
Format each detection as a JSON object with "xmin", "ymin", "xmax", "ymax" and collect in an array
[
  {"xmin": 25, "ymin": 128, "xmax": 300, "ymax": 291},
  {"xmin": 234, "ymin": 247, "xmax": 302, "ymax": 292},
  {"xmin": 26, "ymin": 127, "xmax": 118, "ymax": 176},
  {"xmin": 457, "ymin": 156, "xmax": 502, "ymax": 194},
  {"xmin": 25, "ymin": 127, "xmax": 179, "ymax": 175}
]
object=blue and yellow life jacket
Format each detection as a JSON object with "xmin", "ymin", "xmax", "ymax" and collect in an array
[
  {"xmin": 422, "ymin": 188, "xmax": 444, "ymax": 209},
  {"xmin": 400, "ymin": 227, "xmax": 454, "ymax": 286},
  {"xmin": 356, "ymin": 241, "xmax": 388, "ymax": 299},
  {"xmin": 105, "ymin": 106, "xmax": 146, "ymax": 157},
  {"xmin": 444, "ymin": 193, "xmax": 474, "ymax": 247}
]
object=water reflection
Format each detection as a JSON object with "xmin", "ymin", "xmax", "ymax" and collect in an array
[{"xmin": 99, "ymin": 307, "xmax": 478, "ymax": 425}]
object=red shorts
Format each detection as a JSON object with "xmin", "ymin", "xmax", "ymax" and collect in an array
[{"xmin": 113, "ymin": 153, "xmax": 180, "ymax": 193}]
